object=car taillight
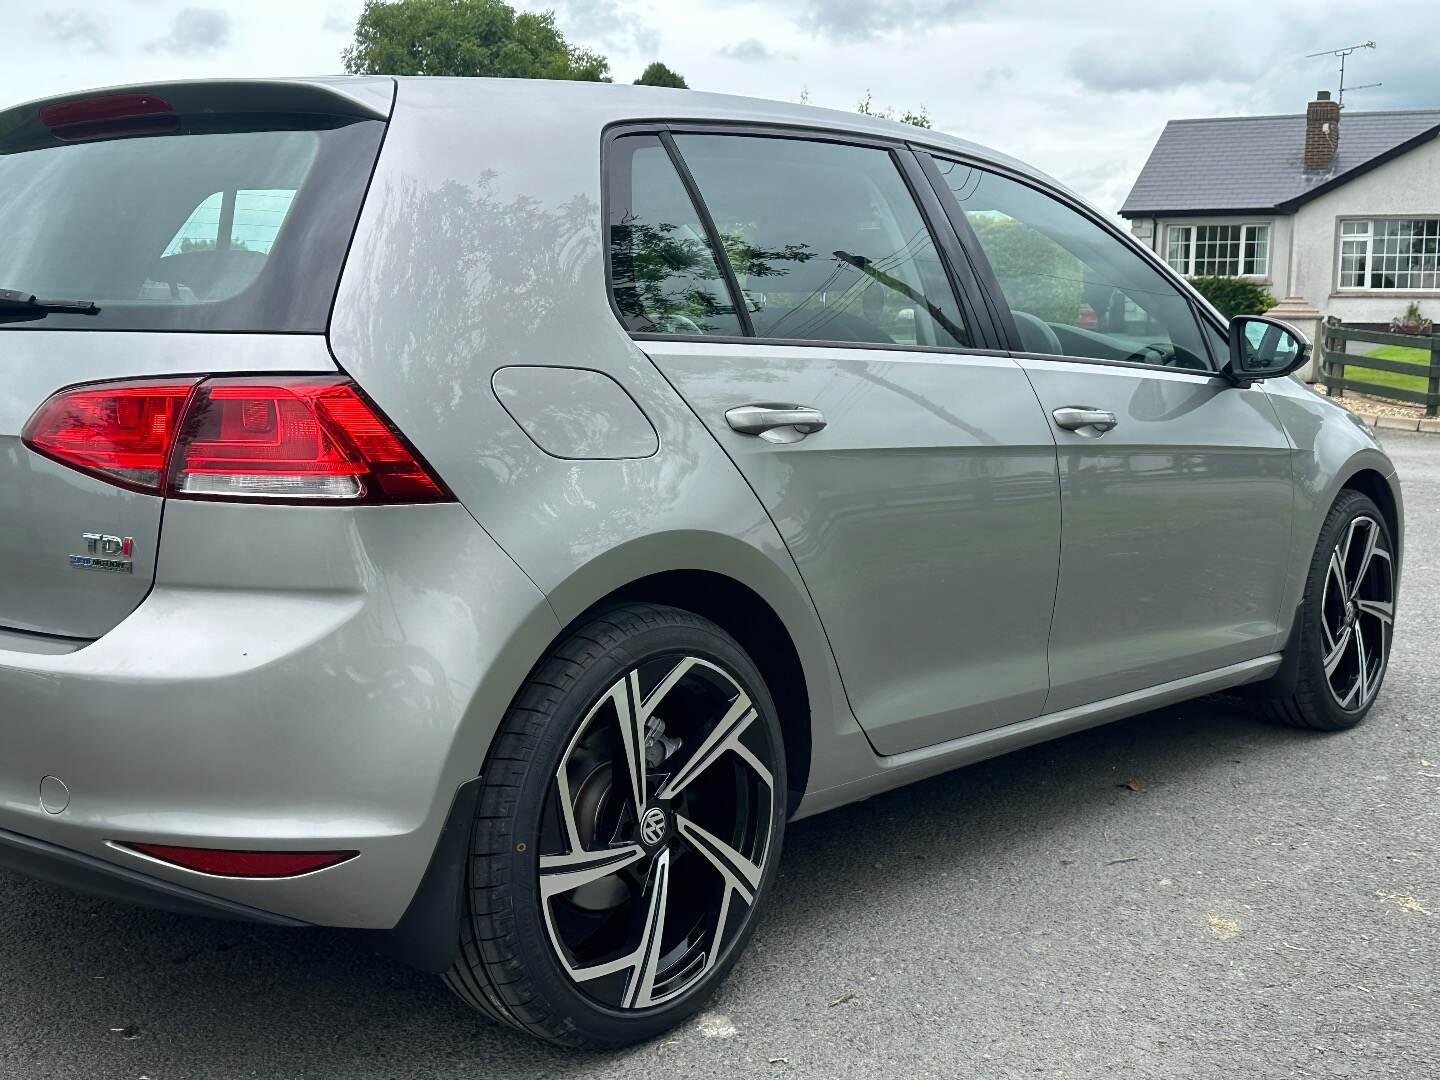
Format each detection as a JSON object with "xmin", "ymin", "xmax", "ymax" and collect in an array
[
  {"xmin": 21, "ymin": 379, "xmax": 199, "ymax": 492},
  {"xmin": 22, "ymin": 376, "xmax": 450, "ymax": 504},
  {"xmin": 38, "ymin": 92, "xmax": 178, "ymax": 142},
  {"xmin": 38, "ymin": 92, "xmax": 174, "ymax": 128}
]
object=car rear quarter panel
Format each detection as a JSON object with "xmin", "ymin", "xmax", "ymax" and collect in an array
[{"xmin": 327, "ymin": 79, "xmax": 862, "ymax": 801}]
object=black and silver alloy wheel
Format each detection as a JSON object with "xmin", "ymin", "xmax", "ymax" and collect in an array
[
  {"xmin": 446, "ymin": 604, "xmax": 785, "ymax": 1048},
  {"xmin": 539, "ymin": 654, "xmax": 775, "ymax": 1010},
  {"xmin": 1250, "ymin": 489, "xmax": 1397, "ymax": 732},
  {"xmin": 1319, "ymin": 514, "xmax": 1394, "ymax": 712}
]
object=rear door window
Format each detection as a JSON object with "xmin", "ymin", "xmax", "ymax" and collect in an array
[
  {"xmin": 673, "ymin": 134, "xmax": 969, "ymax": 348},
  {"xmin": 0, "ymin": 118, "xmax": 381, "ymax": 331},
  {"xmin": 606, "ymin": 130, "xmax": 970, "ymax": 349},
  {"xmin": 606, "ymin": 134, "xmax": 744, "ymax": 337}
]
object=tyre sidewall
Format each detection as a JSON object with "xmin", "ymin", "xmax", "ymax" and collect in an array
[
  {"xmin": 1296, "ymin": 492, "xmax": 1394, "ymax": 730},
  {"xmin": 493, "ymin": 611, "xmax": 787, "ymax": 1047}
]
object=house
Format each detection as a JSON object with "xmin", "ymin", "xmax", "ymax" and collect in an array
[{"xmin": 1120, "ymin": 92, "xmax": 1440, "ymax": 341}]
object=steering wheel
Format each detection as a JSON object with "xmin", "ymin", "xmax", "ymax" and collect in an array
[
  {"xmin": 654, "ymin": 313, "xmax": 703, "ymax": 335},
  {"xmin": 1125, "ymin": 341, "xmax": 1178, "ymax": 366},
  {"xmin": 1010, "ymin": 310, "xmax": 1063, "ymax": 355}
]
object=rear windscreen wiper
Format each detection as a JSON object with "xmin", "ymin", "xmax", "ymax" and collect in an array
[{"xmin": 0, "ymin": 288, "xmax": 99, "ymax": 314}]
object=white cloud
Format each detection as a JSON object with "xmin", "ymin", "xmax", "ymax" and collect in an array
[
  {"xmin": 719, "ymin": 38, "xmax": 776, "ymax": 62},
  {"xmin": 44, "ymin": 11, "xmax": 110, "ymax": 54},
  {"xmin": 147, "ymin": 7, "xmax": 233, "ymax": 56},
  {"xmin": 3, "ymin": 0, "xmax": 1433, "ymax": 213},
  {"xmin": 793, "ymin": 0, "xmax": 985, "ymax": 42}
]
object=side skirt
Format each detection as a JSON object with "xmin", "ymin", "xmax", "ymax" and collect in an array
[{"xmin": 791, "ymin": 654, "xmax": 1281, "ymax": 821}]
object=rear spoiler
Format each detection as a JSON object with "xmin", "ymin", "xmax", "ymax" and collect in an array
[{"xmin": 0, "ymin": 77, "xmax": 394, "ymax": 151}]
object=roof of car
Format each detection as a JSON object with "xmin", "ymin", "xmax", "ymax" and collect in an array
[
  {"xmin": 388, "ymin": 76, "xmax": 1079, "ymax": 201},
  {"xmin": 1, "ymin": 76, "xmax": 1082, "ymax": 209},
  {"xmin": 1120, "ymin": 107, "xmax": 1440, "ymax": 217}
]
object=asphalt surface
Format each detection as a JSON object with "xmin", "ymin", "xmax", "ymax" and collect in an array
[{"xmin": 3, "ymin": 432, "xmax": 1437, "ymax": 1080}]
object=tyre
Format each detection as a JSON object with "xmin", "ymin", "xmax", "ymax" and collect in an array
[
  {"xmin": 445, "ymin": 603, "xmax": 786, "ymax": 1047},
  {"xmin": 1254, "ymin": 490, "xmax": 1396, "ymax": 731}
]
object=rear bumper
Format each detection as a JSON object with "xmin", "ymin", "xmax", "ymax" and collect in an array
[
  {"xmin": 0, "ymin": 501, "xmax": 558, "ymax": 929},
  {"xmin": 0, "ymin": 825, "xmax": 305, "ymax": 926}
]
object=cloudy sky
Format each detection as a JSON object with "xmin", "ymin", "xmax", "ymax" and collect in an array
[{"xmin": 3, "ymin": 0, "xmax": 1433, "ymax": 213}]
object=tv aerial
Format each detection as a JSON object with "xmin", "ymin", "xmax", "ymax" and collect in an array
[{"xmin": 1305, "ymin": 41, "xmax": 1382, "ymax": 106}]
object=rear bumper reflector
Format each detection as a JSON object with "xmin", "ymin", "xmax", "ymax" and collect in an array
[{"xmin": 119, "ymin": 843, "xmax": 358, "ymax": 878}]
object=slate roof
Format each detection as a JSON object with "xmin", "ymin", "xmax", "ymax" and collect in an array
[{"xmin": 1120, "ymin": 108, "xmax": 1440, "ymax": 217}]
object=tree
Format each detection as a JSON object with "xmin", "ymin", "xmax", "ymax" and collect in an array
[
  {"xmin": 857, "ymin": 90, "xmax": 930, "ymax": 129},
  {"xmin": 634, "ymin": 61, "xmax": 688, "ymax": 88},
  {"xmin": 969, "ymin": 217, "xmax": 1083, "ymax": 324},
  {"xmin": 341, "ymin": 0, "xmax": 610, "ymax": 81}
]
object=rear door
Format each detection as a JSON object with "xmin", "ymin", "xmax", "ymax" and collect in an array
[
  {"xmin": 608, "ymin": 128, "xmax": 1062, "ymax": 755},
  {"xmin": 924, "ymin": 155, "xmax": 1294, "ymax": 711},
  {"xmin": 0, "ymin": 81, "xmax": 387, "ymax": 639}
]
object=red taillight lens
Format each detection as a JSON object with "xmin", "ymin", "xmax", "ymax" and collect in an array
[
  {"xmin": 21, "ymin": 380, "xmax": 199, "ymax": 492},
  {"xmin": 21, "ymin": 376, "xmax": 450, "ymax": 504},
  {"xmin": 39, "ymin": 92, "xmax": 173, "ymax": 128},
  {"xmin": 38, "ymin": 93, "xmax": 178, "ymax": 142},
  {"xmin": 121, "ymin": 843, "xmax": 357, "ymax": 878},
  {"xmin": 39, "ymin": 93, "xmax": 172, "ymax": 128},
  {"xmin": 171, "ymin": 378, "xmax": 448, "ymax": 501}
]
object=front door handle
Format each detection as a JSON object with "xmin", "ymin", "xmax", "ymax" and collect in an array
[
  {"xmin": 725, "ymin": 404, "xmax": 828, "ymax": 443},
  {"xmin": 1051, "ymin": 406, "xmax": 1118, "ymax": 433}
]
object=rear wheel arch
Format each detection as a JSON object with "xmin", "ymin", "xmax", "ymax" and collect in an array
[{"xmin": 573, "ymin": 570, "xmax": 812, "ymax": 804}]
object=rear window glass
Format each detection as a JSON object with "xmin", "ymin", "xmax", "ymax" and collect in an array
[{"xmin": 0, "ymin": 118, "xmax": 382, "ymax": 331}]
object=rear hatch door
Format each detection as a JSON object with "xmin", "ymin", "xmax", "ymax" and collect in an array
[{"xmin": 0, "ymin": 78, "xmax": 390, "ymax": 639}]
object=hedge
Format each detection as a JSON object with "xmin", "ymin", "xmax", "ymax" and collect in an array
[{"xmin": 1188, "ymin": 276, "xmax": 1277, "ymax": 319}]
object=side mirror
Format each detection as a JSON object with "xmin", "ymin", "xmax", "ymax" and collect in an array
[{"xmin": 1225, "ymin": 315, "xmax": 1310, "ymax": 385}]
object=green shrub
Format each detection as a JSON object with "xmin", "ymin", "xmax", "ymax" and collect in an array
[
  {"xmin": 969, "ymin": 216, "xmax": 1083, "ymax": 324},
  {"xmin": 1188, "ymin": 276, "xmax": 1277, "ymax": 319}
]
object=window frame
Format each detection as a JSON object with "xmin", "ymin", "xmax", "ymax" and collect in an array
[
  {"xmin": 600, "ymin": 120, "xmax": 1007, "ymax": 355},
  {"xmin": 917, "ymin": 150, "xmax": 1227, "ymax": 376},
  {"xmin": 1164, "ymin": 222, "xmax": 1271, "ymax": 279},
  {"xmin": 1335, "ymin": 215, "xmax": 1440, "ymax": 293}
]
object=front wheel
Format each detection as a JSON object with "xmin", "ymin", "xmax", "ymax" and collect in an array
[
  {"xmin": 1254, "ymin": 490, "xmax": 1396, "ymax": 731},
  {"xmin": 445, "ymin": 603, "xmax": 786, "ymax": 1047}
]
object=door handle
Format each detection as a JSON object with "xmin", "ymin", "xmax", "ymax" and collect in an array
[
  {"xmin": 725, "ymin": 404, "xmax": 828, "ymax": 442},
  {"xmin": 1051, "ymin": 406, "xmax": 1118, "ymax": 433}
]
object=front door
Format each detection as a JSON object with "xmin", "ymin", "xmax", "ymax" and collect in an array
[
  {"xmin": 606, "ymin": 129, "xmax": 1062, "ymax": 754},
  {"xmin": 928, "ymin": 156, "xmax": 1294, "ymax": 711}
]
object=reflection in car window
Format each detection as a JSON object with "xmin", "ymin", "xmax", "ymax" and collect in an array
[
  {"xmin": 162, "ymin": 189, "xmax": 299, "ymax": 257},
  {"xmin": 672, "ymin": 134, "xmax": 968, "ymax": 348},
  {"xmin": 607, "ymin": 135, "xmax": 743, "ymax": 336},
  {"xmin": 1243, "ymin": 321, "xmax": 1299, "ymax": 372},
  {"xmin": 0, "ymin": 125, "xmax": 340, "ymax": 322},
  {"xmin": 934, "ymin": 159, "xmax": 1210, "ymax": 370}
]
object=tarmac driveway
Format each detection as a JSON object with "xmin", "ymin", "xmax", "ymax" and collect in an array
[{"xmin": 2, "ymin": 432, "xmax": 1436, "ymax": 1080}]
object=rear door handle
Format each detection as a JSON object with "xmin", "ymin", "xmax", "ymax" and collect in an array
[
  {"xmin": 1051, "ymin": 406, "xmax": 1118, "ymax": 432},
  {"xmin": 725, "ymin": 404, "xmax": 828, "ymax": 442}
]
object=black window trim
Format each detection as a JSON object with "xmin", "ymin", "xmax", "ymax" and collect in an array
[
  {"xmin": 913, "ymin": 144, "xmax": 1233, "ymax": 379},
  {"xmin": 655, "ymin": 129, "xmax": 755, "ymax": 338},
  {"xmin": 600, "ymin": 119, "xmax": 1007, "ymax": 357}
]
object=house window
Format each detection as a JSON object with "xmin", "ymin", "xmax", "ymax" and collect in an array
[
  {"xmin": 1164, "ymin": 224, "xmax": 1269, "ymax": 277},
  {"xmin": 1338, "ymin": 218, "xmax": 1440, "ymax": 290}
]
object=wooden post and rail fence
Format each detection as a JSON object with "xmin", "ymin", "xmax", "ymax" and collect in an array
[{"xmin": 1321, "ymin": 317, "xmax": 1440, "ymax": 418}]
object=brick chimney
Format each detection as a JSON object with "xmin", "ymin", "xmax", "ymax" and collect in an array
[{"xmin": 1304, "ymin": 90, "xmax": 1340, "ymax": 169}]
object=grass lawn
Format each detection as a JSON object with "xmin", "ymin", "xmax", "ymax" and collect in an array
[{"xmin": 1337, "ymin": 344, "xmax": 1434, "ymax": 394}]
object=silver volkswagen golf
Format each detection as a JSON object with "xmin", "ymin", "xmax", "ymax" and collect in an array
[{"xmin": 0, "ymin": 77, "xmax": 1402, "ymax": 1047}]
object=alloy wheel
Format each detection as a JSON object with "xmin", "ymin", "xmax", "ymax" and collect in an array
[
  {"xmin": 538, "ymin": 654, "xmax": 776, "ymax": 1010},
  {"xmin": 1320, "ymin": 515, "xmax": 1394, "ymax": 711}
]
